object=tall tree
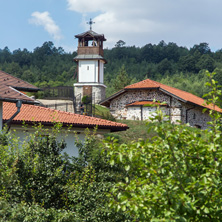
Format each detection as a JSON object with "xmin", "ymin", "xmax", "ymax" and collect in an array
[{"xmin": 113, "ymin": 65, "xmax": 132, "ymax": 91}]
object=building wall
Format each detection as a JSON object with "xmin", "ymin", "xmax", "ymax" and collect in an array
[
  {"xmin": 110, "ymin": 89, "xmax": 180, "ymax": 122},
  {"xmin": 10, "ymin": 126, "xmax": 110, "ymax": 157},
  {"xmin": 79, "ymin": 60, "xmax": 98, "ymax": 82},
  {"xmin": 181, "ymin": 104, "xmax": 211, "ymax": 129},
  {"xmin": 38, "ymin": 99, "xmax": 74, "ymax": 113},
  {"xmin": 126, "ymin": 106, "xmax": 157, "ymax": 120},
  {"xmin": 109, "ymin": 89, "xmax": 211, "ymax": 129},
  {"xmin": 93, "ymin": 85, "xmax": 106, "ymax": 104},
  {"xmin": 99, "ymin": 61, "xmax": 104, "ymax": 83},
  {"xmin": 78, "ymin": 46, "xmax": 102, "ymax": 56},
  {"xmin": 74, "ymin": 83, "xmax": 106, "ymax": 105}
]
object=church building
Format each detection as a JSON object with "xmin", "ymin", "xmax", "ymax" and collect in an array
[
  {"xmin": 100, "ymin": 78, "xmax": 222, "ymax": 129},
  {"xmin": 74, "ymin": 19, "xmax": 107, "ymax": 105},
  {"xmin": 73, "ymin": 21, "xmax": 221, "ymax": 129}
]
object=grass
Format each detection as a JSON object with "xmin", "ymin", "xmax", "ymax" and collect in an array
[
  {"xmin": 105, "ymin": 119, "xmax": 204, "ymax": 144},
  {"xmin": 94, "ymin": 106, "xmax": 204, "ymax": 144},
  {"xmin": 105, "ymin": 120, "xmax": 156, "ymax": 144},
  {"xmin": 94, "ymin": 105, "xmax": 115, "ymax": 121}
]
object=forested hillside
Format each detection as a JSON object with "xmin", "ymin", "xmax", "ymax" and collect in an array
[{"xmin": 1, "ymin": 40, "xmax": 222, "ymax": 98}]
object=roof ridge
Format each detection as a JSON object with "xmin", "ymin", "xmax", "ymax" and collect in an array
[
  {"xmin": 125, "ymin": 78, "xmax": 160, "ymax": 89},
  {"xmin": 126, "ymin": 78, "xmax": 202, "ymax": 99}
]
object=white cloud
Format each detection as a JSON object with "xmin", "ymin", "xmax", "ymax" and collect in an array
[
  {"xmin": 67, "ymin": 0, "xmax": 222, "ymax": 49},
  {"xmin": 66, "ymin": 0, "xmax": 119, "ymax": 13},
  {"xmin": 29, "ymin": 11, "xmax": 63, "ymax": 41}
]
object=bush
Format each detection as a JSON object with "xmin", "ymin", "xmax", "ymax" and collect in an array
[{"xmin": 104, "ymin": 72, "xmax": 222, "ymax": 221}]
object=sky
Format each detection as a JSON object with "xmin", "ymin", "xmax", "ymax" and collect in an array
[{"xmin": 1, "ymin": 0, "xmax": 222, "ymax": 53}]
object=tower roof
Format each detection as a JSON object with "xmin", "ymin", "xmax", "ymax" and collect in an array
[{"xmin": 75, "ymin": 30, "xmax": 106, "ymax": 41}]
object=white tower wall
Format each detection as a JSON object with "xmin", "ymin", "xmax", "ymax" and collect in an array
[
  {"xmin": 99, "ymin": 61, "xmax": 104, "ymax": 83},
  {"xmin": 79, "ymin": 60, "xmax": 98, "ymax": 82}
]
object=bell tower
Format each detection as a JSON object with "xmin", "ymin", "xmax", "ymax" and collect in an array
[{"xmin": 74, "ymin": 19, "xmax": 107, "ymax": 105}]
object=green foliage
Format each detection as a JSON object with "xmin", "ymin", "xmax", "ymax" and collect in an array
[
  {"xmin": 115, "ymin": 40, "xmax": 126, "ymax": 48},
  {"xmin": 104, "ymin": 72, "xmax": 222, "ymax": 221},
  {"xmin": 113, "ymin": 65, "xmax": 132, "ymax": 92},
  {"xmin": 0, "ymin": 125, "xmax": 67, "ymax": 210},
  {"xmin": 94, "ymin": 104, "xmax": 116, "ymax": 121},
  {"xmin": 82, "ymin": 95, "xmax": 91, "ymax": 104},
  {"xmin": 0, "ymin": 42, "xmax": 76, "ymax": 87},
  {"xmin": 159, "ymin": 70, "xmax": 210, "ymax": 97},
  {"xmin": 0, "ymin": 125, "xmax": 131, "ymax": 221},
  {"xmin": 0, "ymin": 199, "xmax": 76, "ymax": 222},
  {"xmin": 106, "ymin": 120, "xmax": 156, "ymax": 144},
  {"xmin": 64, "ymin": 129, "xmax": 131, "ymax": 221},
  {"xmin": 1, "ymin": 40, "xmax": 222, "ymax": 99}
]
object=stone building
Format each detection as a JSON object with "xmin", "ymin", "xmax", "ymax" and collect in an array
[
  {"xmin": 74, "ymin": 28, "xmax": 107, "ymax": 105},
  {"xmin": 100, "ymin": 78, "xmax": 221, "ymax": 129}
]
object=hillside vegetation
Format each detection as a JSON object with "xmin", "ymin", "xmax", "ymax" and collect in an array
[
  {"xmin": 1, "ymin": 41, "xmax": 222, "ymax": 98},
  {"xmin": 1, "ymin": 73, "xmax": 222, "ymax": 221}
]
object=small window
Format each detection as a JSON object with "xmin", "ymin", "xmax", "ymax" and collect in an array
[
  {"xmin": 194, "ymin": 125, "xmax": 201, "ymax": 129},
  {"xmin": 193, "ymin": 113, "xmax": 196, "ymax": 119},
  {"xmin": 87, "ymin": 66, "xmax": 89, "ymax": 70}
]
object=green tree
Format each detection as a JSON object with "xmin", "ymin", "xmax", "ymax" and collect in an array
[
  {"xmin": 157, "ymin": 58, "xmax": 173, "ymax": 74},
  {"xmin": 113, "ymin": 65, "xmax": 132, "ymax": 92},
  {"xmin": 115, "ymin": 40, "xmax": 126, "ymax": 48},
  {"xmin": 104, "ymin": 72, "xmax": 222, "ymax": 221},
  {"xmin": 196, "ymin": 54, "xmax": 215, "ymax": 72},
  {"xmin": 0, "ymin": 125, "xmax": 131, "ymax": 221}
]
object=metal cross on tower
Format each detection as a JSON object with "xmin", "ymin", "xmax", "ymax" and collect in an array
[{"xmin": 87, "ymin": 18, "xmax": 95, "ymax": 30}]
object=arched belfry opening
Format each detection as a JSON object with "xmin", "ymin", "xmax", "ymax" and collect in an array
[{"xmin": 73, "ymin": 19, "xmax": 107, "ymax": 110}]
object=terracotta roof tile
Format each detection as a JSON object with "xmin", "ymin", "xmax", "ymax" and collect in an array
[
  {"xmin": 3, "ymin": 102, "xmax": 128, "ymax": 132},
  {"xmin": 125, "ymin": 78, "xmax": 222, "ymax": 112},
  {"xmin": 0, "ymin": 70, "xmax": 39, "ymax": 104},
  {"xmin": 0, "ymin": 84, "xmax": 37, "ymax": 104},
  {"xmin": 0, "ymin": 70, "xmax": 39, "ymax": 91}
]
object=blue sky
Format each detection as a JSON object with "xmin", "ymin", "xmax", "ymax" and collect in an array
[{"xmin": 1, "ymin": 0, "xmax": 222, "ymax": 52}]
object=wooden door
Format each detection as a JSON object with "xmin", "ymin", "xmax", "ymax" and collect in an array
[{"xmin": 83, "ymin": 86, "xmax": 92, "ymax": 96}]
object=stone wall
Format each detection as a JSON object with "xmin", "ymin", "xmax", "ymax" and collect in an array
[
  {"xmin": 126, "ymin": 106, "xmax": 169, "ymax": 121},
  {"xmin": 110, "ymin": 89, "xmax": 181, "ymax": 122},
  {"xmin": 126, "ymin": 106, "xmax": 157, "ymax": 120},
  {"xmin": 93, "ymin": 85, "xmax": 106, "ymax": 104},
  {"xmin": 181, "ymin": 104, "xmax": 211, "ymax": 129},
  {"xmin": 109, "ymin": 89, "xmax": 211, "ymax": 129},
  {"xmin": 38, "ymin": 99, "xmax": 74, "ymax": 113},
  {"xmin": 74, "ymin": 84, "xmax": 106, "ymax": 105}
]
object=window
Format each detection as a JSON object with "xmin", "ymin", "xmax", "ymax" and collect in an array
[
  {"xmin": 194, "ymin": 124, "xmax": 201, "ymax": 129},
  {"xmin": 87, "ymin": 66, "xmax": 89, "ymax": 70}
]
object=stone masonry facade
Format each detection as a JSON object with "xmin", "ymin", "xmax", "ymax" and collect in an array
[
  {"xmin": 74, "ymin": 84, "xmax": 106, "ymax": 105},
  {"xmin": 109, "ymin": 89, "xmax": 211, "ymax": 129}
]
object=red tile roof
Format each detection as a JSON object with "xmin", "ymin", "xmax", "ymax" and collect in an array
[
  {"xmin": 0, "ymin": 70, "xmax": 39, "ymax": 104},
  {"xmin": 124, "ymin": 78, "xmax": 221, "ymax": 112},
  {"xmin": 0, "ymin": 84, "xmax": 37, "ymax": 104},
  {"xmin": 0, "ymin": 70, "xmax": 39, "ymax": 91},
  {"xmin": 3, "ymin": 102, "xmax": 128, "ymax": 132},
  {"xmin": 126, "ymin": 101, "xmax": 167, "ymax": 107}
]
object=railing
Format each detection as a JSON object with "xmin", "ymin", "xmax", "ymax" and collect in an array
[
  {"xmin": 39, "ymin": 86, "xmax": 96, "ymax": 117},
  {"xmin": 74, "ymin": 93, "xmax": 95, "ymax": 117},
  {"xmin": 41, "ymin": 86, "xmax": 74, "ymax": 100}
]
